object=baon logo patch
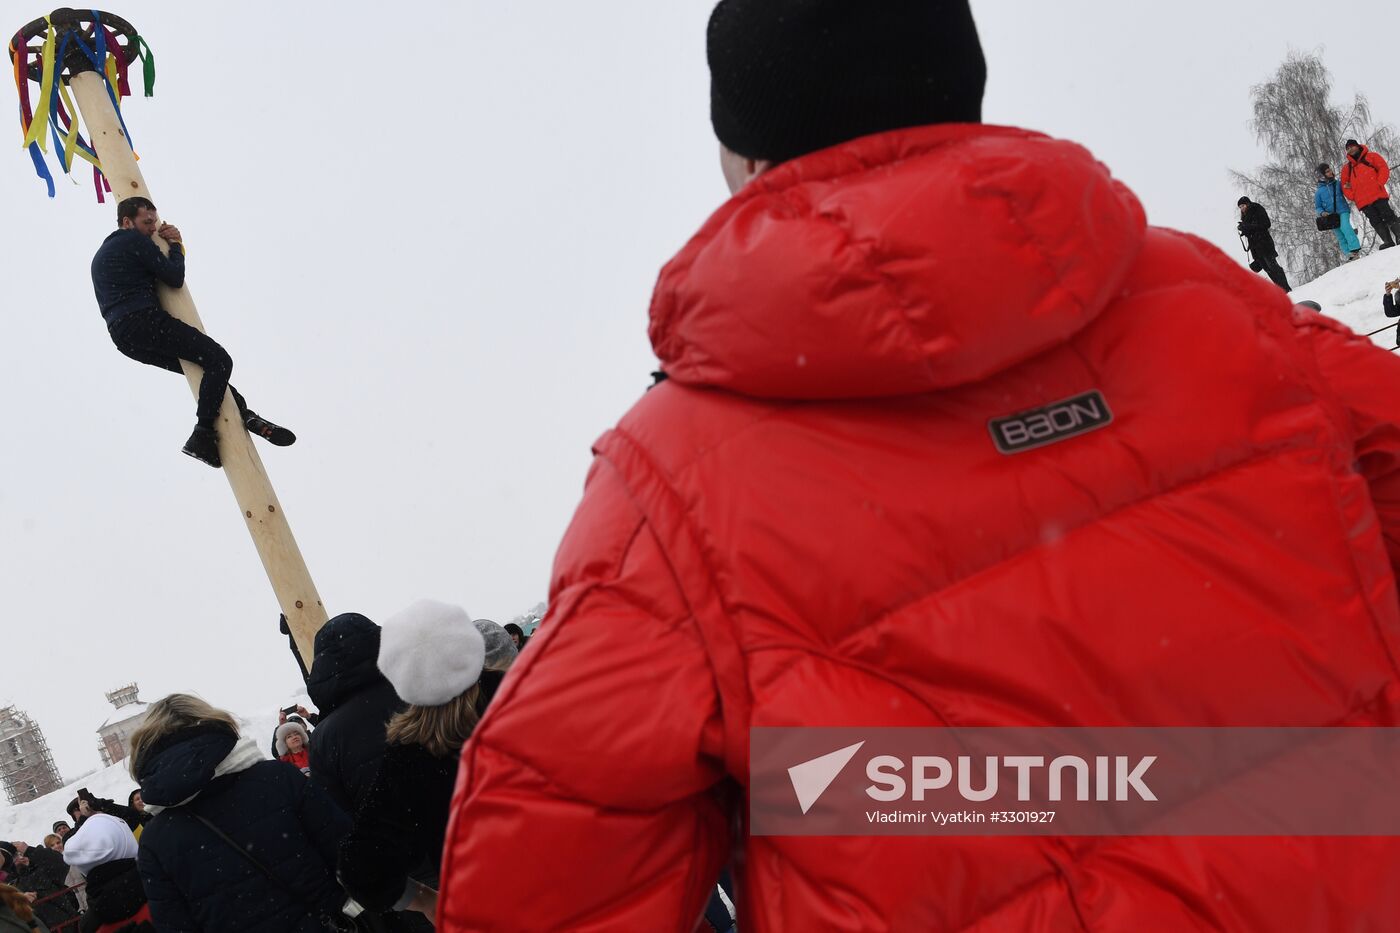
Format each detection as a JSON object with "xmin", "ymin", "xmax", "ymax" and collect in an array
[{"xmin": 989, "ymin": 390, "xmax": 1113, "ymax": 455}]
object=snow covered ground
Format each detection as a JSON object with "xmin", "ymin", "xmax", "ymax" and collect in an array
[
  {"xmin": 1291, "ymin": 248, "xmax": 1400, "ymax": 349},
  {"xmin": 1, "ymin": 698, "xmax": 306, "ymax": 846}
]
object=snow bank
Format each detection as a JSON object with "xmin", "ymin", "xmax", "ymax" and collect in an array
[
  {"xmin": 1, "ymin": 700, "xmax": 305, "ymax": 846},
  {"xmin": 1290, "ymin": 249, "xmax": 1400, "ymax": 349}
]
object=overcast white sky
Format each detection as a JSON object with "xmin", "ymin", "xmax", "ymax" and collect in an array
[{"xmin": 3, "ymin": 1, "xmax": 1397, "ymax": 781}]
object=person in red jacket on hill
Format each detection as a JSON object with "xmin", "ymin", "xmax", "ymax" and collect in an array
[
  {"xmin": 438, "ymin": 2, "xmax": 1400, "ymax": 931},
  {"xmin": 1341, "ymin": 138, "xmax": 1400, "ymax": 248}
]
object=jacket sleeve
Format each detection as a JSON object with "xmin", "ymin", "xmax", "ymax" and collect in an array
[
  {"xmin": 90, "ymin": 796, "xmax": 149, "ymax": 832},
  {"xmin": 132, "ymin": 236, "xmax": 185, "ymax": 288},
  {"xmin": 438, "ymin": 454, "xmax": 731, "ymax": 933},
  {"xmin": 1386, "ymin": 293, "xmax": 1398, "ymax": 319},
  {"xmin": 1315, "ymin": 187, "xmax": 1325, "ymax": 214},
  {"xmin": 138, "ymin": 833, "xmax": 202, "ymax": 933},
  {"xmin": 1301, "ymin": 313, "xmax": 1400, "ymax": 576},
  {"xmin": 1378, "ymin": 153, "xmax": 1391, "ymax": 190},
  {"xmin": 337, "ymin": 748, "xmax": 431, "ymax": 913}
]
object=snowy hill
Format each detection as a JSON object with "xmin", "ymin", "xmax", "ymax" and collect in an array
[
  {"xmin": 0, "ymin": 702, "xmax": 299, "ymax": 846},
  {"xmin": 1290, "ymin": 249, "xmax": 1400, "ymax": 349}
]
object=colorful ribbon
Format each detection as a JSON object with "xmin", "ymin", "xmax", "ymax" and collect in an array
[{"xmin": 10, "ymin": 12, "xmax": 154, "ymax": 199}]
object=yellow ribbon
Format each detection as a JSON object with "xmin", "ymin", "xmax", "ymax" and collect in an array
[
  {"xmin": 105, "ymin": 51, "xmax": 119, "ymax": 103},
  {"xmin": 21, "ymin": 19, "xmax": 55, "ymax": 150},
  {"xmin": 56, "ymin": 77, "xmax": 101, "ymax": 171}
]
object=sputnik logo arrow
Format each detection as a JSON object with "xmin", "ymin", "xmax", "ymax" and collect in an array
[{"xmin": 788, "ymin": 741, "xmax": 865, "ymax": 814}]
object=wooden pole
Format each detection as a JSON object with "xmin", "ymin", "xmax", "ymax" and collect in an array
[{"xmin": 70, "ymin": 70, "xmax": 328, "ymax": 664}]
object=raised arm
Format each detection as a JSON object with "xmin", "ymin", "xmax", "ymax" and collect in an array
[{"xmin": 131, "ymin": 230, "xmax": 186, "ymax": 288}]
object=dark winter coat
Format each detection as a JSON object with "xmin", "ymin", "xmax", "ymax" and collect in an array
[
  {"xmin": 306, "ymin": 613, "xmax": 404, "ymax": 814},
  {"xmin": 19, "ymin": 848, "xmax": 67, "ymax": 893},
  {"xmin": 80, "ymin": 858, "xmax": 153, "ymax": 933},
  {"xmin": 1386, "ymin": 292, "xmax": 1398, "ymax": 319},
  {"xmin": 337, "ymin": 742, "xmax": 459, "ymax": 913},
  {"xmin": 475, "ymin": 669, "xmax": 505, "ymax": 715},
  {"xmin": 1238, "ymin": 200, "xmax": 1279, "ymax": 258},
  {"xmin": 136, "ymin": 726, "xmax": 351, "ymax": 933},
  {"xmin": 90, "ymin": 229, "xmax": 186, "ymax": 325},
  {"xmin": 14, "ymin": 857, "xmax": 77, "ymax": 929}
]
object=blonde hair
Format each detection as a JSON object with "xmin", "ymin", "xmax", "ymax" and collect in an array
[
  {"xmin": 0, "ymin": 884, "xmax": 33, "ymax": 922},
  {"xmin": 129, "ymin": 693, "xmax": 240, "ymax": 781},
  {"xmin": 385, "ymin": 685, "xmax": 481, "ymax": 758},
  {"xmin": 42, "ymin": 834, "xmax": 61, "ymax": 849}
]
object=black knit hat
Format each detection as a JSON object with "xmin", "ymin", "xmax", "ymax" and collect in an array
[
  {"xmin": 707, "ymin": 0, "xmax": 987, "ymax": 163},
  {"xmin": 1344, "ymin": 138, "xmax": 1361, "ymax": 148},
  {"xmin": 1237, "ymin": 196, "xmax": 1251, "ymax": 206}
]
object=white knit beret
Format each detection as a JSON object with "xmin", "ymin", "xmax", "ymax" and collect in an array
[{"xmin": 377, "ymin": 599, "xmax": 486, "ymax": 707}]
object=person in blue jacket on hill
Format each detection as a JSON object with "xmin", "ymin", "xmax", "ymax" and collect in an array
[{"xmin": 1316, "ymin": 163, "xmax": 1362, "ymax": 261}]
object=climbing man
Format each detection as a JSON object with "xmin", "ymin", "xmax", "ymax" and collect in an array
[{"xmin": 91, "ymin": 196, "xmax": 294, "ymax": 468}]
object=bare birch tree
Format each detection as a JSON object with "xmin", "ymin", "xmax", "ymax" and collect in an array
[{"xmin": 1230, "ymin": 51, "xmax": 1398, "ymax": 285}]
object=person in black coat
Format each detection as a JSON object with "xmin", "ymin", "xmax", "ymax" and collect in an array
[
  {"xmin": 306, "ymin": 612, "xmax": 405, "ymax": 814},
  {"xmin": 1385, "ymin": 278, "xmax": 1400, "ymax": 348},
  {"xmin": 1236, "ymin": 196, "xmax": 1292, "ymax": 291},
  {"xmin": 338, "ymin": 600, "xmax": 487, "ymax": 919},
  {"xmin": 63, "ymin": 812, "xmax": 152, "ymax": 933},
  {"xmin": 132, "ymin": 694, "xmax": 351, "ymax": 933},
  {"xmin": 10, "ymin": 845, "xmax": 77, "ymax": 930},
  {"xmin": 472, "ymin": 619, "xmax": 518, "ymax": 715}
]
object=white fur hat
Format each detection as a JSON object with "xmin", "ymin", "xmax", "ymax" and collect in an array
[
  {"xmin": 63, "ymin": 813, "xmax": 138, "ymax": 874},
  {"xmin": 378, "ymin": 599, "xmax": 486, "ymax": 707},
  {"xmin": 274, "ymin": 720, "xmax": 309, "ymax": 757}
]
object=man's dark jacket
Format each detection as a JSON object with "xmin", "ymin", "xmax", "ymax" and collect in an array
[
  {"xmin": 90, "ymin": 228, "xmax": 186, "ymax": 325},
  {"xmin": 15, "ymin": 851, "xmax": 78, "ymax": 928},
  {"xmin": 306, "ymin": 613, "xmax": 404, "ymax": 814},
  {"xmin": 1238, "ymin": 200, "xmax": 1280, "ymax": 258},
  {"xmin": 137, "ymin": 726, "xmax": 350, "ymax": 933},
  {"xmin": 338, "ymin": 742, "xmax": 459, "ymax": 912},
  {"xmin": 80, "ymin": 858, "xmax": 154, "ymax": 933}
]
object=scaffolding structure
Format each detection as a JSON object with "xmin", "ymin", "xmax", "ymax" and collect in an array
[{"xmin": 0, "ymin": 705, "xmax": 64, "ymax": 805}]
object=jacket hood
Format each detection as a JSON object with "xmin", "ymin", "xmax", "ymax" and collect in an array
[
  {"xmin": 307, "ymin": 612, "xmax": 387, "ymax": 714},
  {"xmin": 650, "ymin": 123, "xmax": 1147, "ymax": 398},
  {"xmin": 135, "ymin": 724, "xmax": 239, "ymax": 808}
]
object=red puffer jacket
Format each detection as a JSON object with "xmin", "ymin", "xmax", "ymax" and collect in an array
[
  {"xmin": 439, "ymin": 124, "xmax": 1400, "ymax": 932},
  {"xmin": 1341, "ymin": 145, "xmax": 1391, "ymax": 209}
]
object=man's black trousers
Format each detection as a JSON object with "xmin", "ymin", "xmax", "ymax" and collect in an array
[
  {"xmin": 1255, "ymin": 254, "xmax": 1291, "ymax": 291},
  {"xmin": 109, "ymin": 307, "xmax": 246, "ymax": 428},
  {"xmin": 1361, "ymin": 199, "xmax": 1400, "ymax": 247}
]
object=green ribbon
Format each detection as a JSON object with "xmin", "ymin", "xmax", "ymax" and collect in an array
[{"xmin": 132, "ymin": 33, "xmax": 155, "ymax": 96}]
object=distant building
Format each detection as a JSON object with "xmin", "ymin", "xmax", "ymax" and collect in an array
[
  {"xmin": 97, "ymin": 683, "xmax": 149, "ymax": 767},
  {"xmin": 0, "ymin": 705, "xmax": 64, "ymax": 804}
]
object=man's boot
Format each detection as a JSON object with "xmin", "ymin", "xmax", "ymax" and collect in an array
[
  {"xmin": 182, "ymin": 425, "xmax": 222, "ymax": 468},
  {"xmin": 243, "ymin": 411, "xmax": 296, "ymax": 447}
]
